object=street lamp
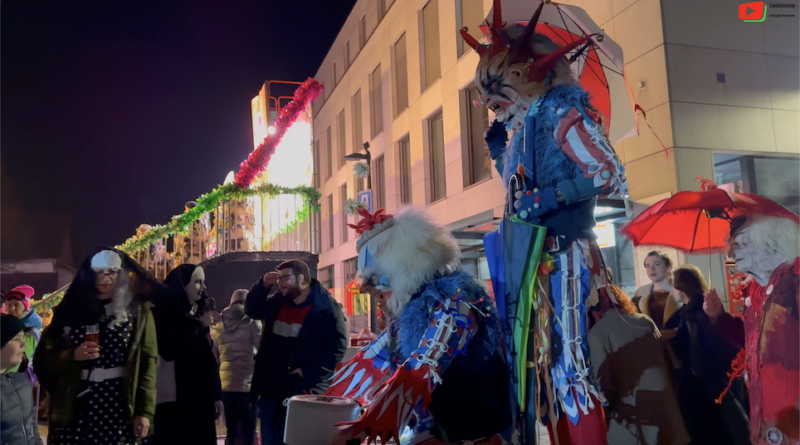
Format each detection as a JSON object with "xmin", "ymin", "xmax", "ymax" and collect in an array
[
  {"xmin": 343, "ymin": 142, "xmax": 372, "ymax": 190},
  {"xmin": 343, "ymin": 142, "xmax": 379, "ymax": 333}
]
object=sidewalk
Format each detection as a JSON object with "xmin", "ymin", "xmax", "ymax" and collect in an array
[{"xmin": 39, "ymin": 422, "xmax": 551, "ymax": 444}]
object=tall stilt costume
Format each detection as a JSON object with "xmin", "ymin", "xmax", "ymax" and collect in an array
[
  {"xmin": 327, "ymin": 207, "xmax": 510, "ymax": 445},
  {"xmin": 725, "ymin": 215, "xmax": 800, "ymax": 445},
  {"xmin": 462, "ymin": 1, "xmax": 627, "ymax": 443}
]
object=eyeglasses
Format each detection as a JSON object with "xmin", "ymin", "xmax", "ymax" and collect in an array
[
  {"xmin": 277, "ymin": 274, "xmax": 296, "ymax": 283},
  {"xmin": 92, "ymin": 269, "xmax": 120, "ymax": 279}
]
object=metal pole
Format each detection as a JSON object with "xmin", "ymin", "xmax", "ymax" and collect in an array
[{"xmin": 365, "ymin": 147, "xmax": 378, "ymax": 333}]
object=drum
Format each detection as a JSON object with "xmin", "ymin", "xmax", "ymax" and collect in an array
[{"xmin": 283, "ymin": 395, "xmax": 361, "ymax": 445}]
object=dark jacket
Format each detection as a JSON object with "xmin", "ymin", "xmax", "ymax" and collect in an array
[
  {"xmin": 669, "ymin": 299, "xmax": 749, "ymax": 445},
  {"xmin": 245, "ymin": 278, "xmax": 347, "ymax": 399},
  {"xmin": 153, "ymin": 265, "xmax": 222, "ymax": 405},
  {"xmin": 1, "ymin": 371, "xmax": 44, "ymax": 445}
]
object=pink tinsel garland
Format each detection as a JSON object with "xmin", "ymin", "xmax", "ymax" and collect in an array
[{"xmin": 234, "ymin": 78, "xmax": 323, "ymax": 188}]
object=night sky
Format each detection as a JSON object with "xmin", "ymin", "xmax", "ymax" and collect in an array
[{"xmin": 2, "ymin": 0, "xmax": 355, "ymax": 261}]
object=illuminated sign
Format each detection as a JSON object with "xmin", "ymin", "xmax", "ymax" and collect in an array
[
  {"xmin": 593, "ymin": 223, "xmax": 616, "ymax": 248},
  {"xmin": 260, "ymin": 105, "xmax": 314, "ymax": 246},
  {"xmin": 251, "ymin": 83, "xmax": 269, "ymax": 150}
]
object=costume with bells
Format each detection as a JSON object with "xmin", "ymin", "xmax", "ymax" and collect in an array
[
  {"xmin": 724, "ymin": 215, "xmax": 800, "ymax": 445},
  {"xmin": 463, "ymin": 1, "xmax": 626, "ymax": 443},
  {"xmin": 326, "ymin": 207, "xmax": 510, "ymax": 444}
]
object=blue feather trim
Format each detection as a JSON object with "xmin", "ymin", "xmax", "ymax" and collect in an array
[{"xmin": 395, "ymin": 270, "xmax": 502, "ymax": 364}]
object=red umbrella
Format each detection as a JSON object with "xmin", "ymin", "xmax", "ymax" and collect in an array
[{"xmin": 621, "ymin": 178, "xmax": 799, "ymax": 254}]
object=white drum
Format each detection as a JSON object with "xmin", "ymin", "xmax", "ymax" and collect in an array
[{"xmin": 283, "ymin": 395, "xmax": 361, "ymax": 445}]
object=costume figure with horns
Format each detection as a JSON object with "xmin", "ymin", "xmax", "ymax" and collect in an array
[
  {"xmin": 462, "ymin": 0, "xmax": 626, "ymax": 443},
  {"xmin": 328, "ymin": 207, "xmax": 511, "ymax": 445},
  {"xmin": 725, "ymin": 214, "xmax": 800, "ymax": 445}
]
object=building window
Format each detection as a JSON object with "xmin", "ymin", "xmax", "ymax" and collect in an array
[
  {"xmin": 325, "ymin": 194, "xmax": 334, "ymax": 250},
  {"xmin": 313, "ymin": 139, "xmax": 321, "ymax": 187},
  {"xmin": 318, "ymin": 265, "xmax": 334, "ymax": 291},
  {"xmin": 373, "ymin": 155, "xmax": 386, "ymax": 210},
  {"xmin": 338, "ymin": 110, "xmax": 347, "ymax": 168},
  {"xmin": 340, "ymin": 183, "xmax": 349, "ymax": 243},
  {"xmin": 352, "ymin": 90, "xmax": 363, "ymax": 154},
  {"xmin": 315, "ymin": 205, "xmax": 322, "ymax": 253},
  {"xmin": 355, "ymin": 171, "xmax": 366, "ymax": 193},
  {"xmin": 462, "ymin": 85, "xmax": 491, "ymax": 185},
  {"xmin": 714, "ymin": 154, "xmax": 800, "ymax": 214},
  {"xmin": 370, "ymin": 64, "xmax": 384, "ymax": 138},
  {"xmin": 421, "ymin": 0, "xmax": 441, "ymax": 91},
  {"xmin": 344, "ymin": 41, "xmax": 351, "ymax": 71},
  {"xmin": 393, "ymin": 33, "xmax": 409, "ymax": 117},
  {"xmin": 333, "ymin": 64, "xmax": 339, "ymax": 87},
  {"xmin": 343, "ymin": 257, "xmax": 358, "ymax": 284},
  {"xmin": 457, "ymin": 0, "xmax": 484, "ymax": 58},
  {"xmin": 325, "ymin": 126, "xmax": 333, "ymax": 180},
  {"xmin": 378, "ymin": 0, "xmax": 386, "ymax": 22},
  {"xmin": 398, "ymin": 136, "xmax": 412, "ymax": 204},
  {"xmin": 428, "ymin": 111, "xmax": 446, "ymax": 203},
  {"xmin": 359, "ymin": 15, "xmax": 367, "ymax": 49}
]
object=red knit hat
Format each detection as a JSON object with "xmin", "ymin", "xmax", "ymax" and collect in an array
[{"xmin": 6, "ymin": 285, "xmax": 34, "ymax": 311}]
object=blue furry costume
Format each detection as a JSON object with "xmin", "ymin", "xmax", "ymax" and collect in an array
[
  {"xmin": 326, "ymin": 208, "xmax": 510, "ymax": 445},
  {"xmin": 482, "ymin": 69, "xmax": 627, "ymax": 445}
]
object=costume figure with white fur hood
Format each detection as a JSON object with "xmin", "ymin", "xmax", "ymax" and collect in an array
[
  {"xmin": 726, "ymin": 214, "xmax": 800, "ymax": 445},
  {"xmin": 34, "ymin": 248, "xmax": 163, "ymax": 445},
  {"xmin": 327, "ymin": 207, "xmax": 510, "ymax": 445},
  {"xmin": 463, "ymin": 1, "xmax": 626, "ymax": 442}
]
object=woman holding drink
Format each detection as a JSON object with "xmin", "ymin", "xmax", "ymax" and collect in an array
[{"xmin": 34, "ymin": 248, "xmax": 163, "ymax": 445}]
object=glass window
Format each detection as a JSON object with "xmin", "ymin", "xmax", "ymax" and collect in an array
[
  {"xmin": 428, "ymin": 111, "xmax": 446, "ymax": 202},
  {"xmin": 421, "ymin": 0, "xmax": 441, "ymax": 91},
  {"xmin": 463, "ymin": 85, "xmax": 490, "ymax": 185},
  {"xmin": 714, "ymin": 154, "xmax": 800, "ymax": 214}
]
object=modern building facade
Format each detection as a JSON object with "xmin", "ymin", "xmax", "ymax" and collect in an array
[{"xmin": 311, "ymin": 0, "xmax": 799, "ymax": 317}]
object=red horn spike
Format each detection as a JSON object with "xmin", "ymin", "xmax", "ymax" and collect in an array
[
  {"xmin": 512, "ymin": 1, "xmax": 545, "ymax": 56},
  {"xmin": 492, "ymin": 0, "xmax": 503, "ymax": 33},
  {"xmin": 460, "ymin": 28, "xmax": 481, "ymax": 51},
  {"xmin": 528, "ymin": 34, "xmax": 599, "ymax": 82}
]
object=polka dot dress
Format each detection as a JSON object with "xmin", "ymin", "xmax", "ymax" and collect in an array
[{"xmin": 49, "ymin": 309, "xmax": 150, "ymax": 445}]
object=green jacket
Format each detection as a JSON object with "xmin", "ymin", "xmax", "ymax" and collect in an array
[{"xmin": 33, "ymin": 302, "xmax": 158, "ymax": 427}]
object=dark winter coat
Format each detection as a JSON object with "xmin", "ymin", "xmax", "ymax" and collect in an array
[
  {"xmin": 245, "ymin": 278, "xmax": 347, "ymax": 399},
  {"xmin": 1, "ymin": 371, "xmax": 44, "ymax": 445},
  {"xmin": 669, "ymin": 299, "xmax": 750, "ymax": 445}
]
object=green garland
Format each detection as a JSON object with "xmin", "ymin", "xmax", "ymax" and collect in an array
[
  {"xmin": 117, "ymin": 182, "xmax": 320, "ymax": 252},
  {"xmin": 32, "ymin": 289, "xmax": 67, "ymax": 315}
]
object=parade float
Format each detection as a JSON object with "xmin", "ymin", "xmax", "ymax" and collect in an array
[{"xmin": 33, "ymin": 79, "xmax": 323, "ymax": 324}]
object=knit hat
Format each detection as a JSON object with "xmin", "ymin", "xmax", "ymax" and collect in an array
[
  {"xmin": 6, "ymin": 285, "xmax": 35, "ymax": 311},
  {"xmin": 229, "ymin": 289, "xmax": 248, "ymax": 307},
  {"xmin": 1, "ymin": 314, "xmax": 25, "ymax": 348}
]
